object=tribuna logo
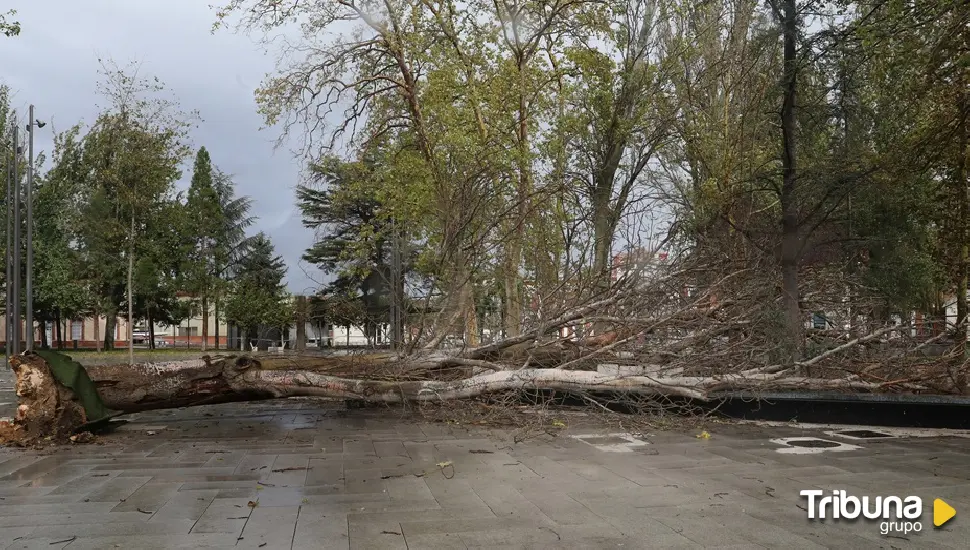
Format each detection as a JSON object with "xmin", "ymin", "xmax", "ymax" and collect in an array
[{"xmin": 800, "ymin": 490, "xmax": 923, "ymax": 535}]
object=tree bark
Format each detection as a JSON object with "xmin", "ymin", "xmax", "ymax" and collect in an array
[
  {"xmin": 128, "ymin": 213, "xmax": 135, "ymax": 366},
  {"xmin": 40, "ymin": 320, "xmax": 48, "ymax": 349},
  {"xmin": 214, "ymin": 295, "xmax": 220, "ymax": 351},
  {"xmin": 93, "ymin": 308, "xmax": 100, "ymax": 352},
  {"xmin": 296, "ymin": 296, "xmax": 306, "ymax": 351},
  {"xmin": 104, "ymin": 314, "xmax": 116, "ymax": 351},
  {"xmin": 778, "ymin": 0, "xmax": 803, "ymax": 364},
  {"xmin": 55, "ymin": 309, "xmax": 62, "ymax": 350},
  {"xmin": 955, "ymin": 85, "xmax": 968, "ymax": 355},
  {"xmin": 148, "ymin": 307, "xmax": 156, "ymax": 351},
  {"xmin": 201, "ymin": 296, "xmax": 209, "ymax": 352}
]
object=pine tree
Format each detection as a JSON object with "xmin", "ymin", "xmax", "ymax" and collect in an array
[
  {"xmin": 184, "ymin": 147, "xmax": 224, "ymax": 351},
  {"xmin": 223, "ymin": 232, "xmax": 290, "ymax": 350}
]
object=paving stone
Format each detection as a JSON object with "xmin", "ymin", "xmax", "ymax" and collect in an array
[
  {"xmin": 178, "ymin": 479, "xmax": 262, "ymax": 491},
  {"xmin": 19, "ymin": 465, "xmax": 95, "ymax": 488},
  {"xmin": 305, "ymin": 458, "xmax": 344, "ymax": 486},
  {"xmin": 203, "ymin": 450, "xmax": 248, "ymax": 468},
  {"xmin": 422, "ymin": 476, "xmax": 492, "ymax": 513},
  {"xmin": 401, "ymin": 533, "xmax": 467, "ymax": 549},
  {"xmin": 149, "ymin": 488, "xmax": 217, "ymax": 520},
  {"xmin": 22, "ymin": 518, "xmax": 196, "ymax": 539},
  {"xmin": 236, "ymin": 504, "xmax": 299, "ymax": 548},
  {"xmin": 383, "ymin": 475, "xmax": 436, "ymax": 502},
  {"xmin": 0, "ymin": 526, "xmax": 33, "ymax": 548},
  {"xmin": 266, "ymin": 454, "xmax": 310, "ymax": 487},
  {"xmin": 343, "ymin": 438, "xmax": 377, "ymax": 456},
  {"xmin": 80, "ymin": 476, "xmax": 151, "ymax": 503},
  {"xmin": 2, "ymin": 399, "xmax": 968, "ymax": 548},
  {"xmin": 651, "ymin": 503, "xmax": 825, "ymax": 548},
  {"xmin": 549, "ymin": 523, "xmax": 690, "ymax": 549},
  {"xmin": 47, "ymin": 472, "xmax": 120, "ymax": 495},
  {"xmin": 112, "ymin": 482, "xmax": 183, "ymax": 514},
  {"xmin": 372, "ymin": 440, "xmax": 409, "ymax": 458},
  {"xmin": 189, "ymin": 498, "xmax": 253, "ymax": 534},
  {"xmin": 0, "ymin": 456, "xmax": 44, "ymax": 478},
  {"xmin": 466, "ymin": 481, "xmax": 549, "ymax": 523},
  {"xmin": 344, "ymin": 468, "xmax": 386, "ymax": 495},
  {"xmin": 291, "ymin": 506, "xmax": 349, "ymax": 550},
  {"xmin": 344, "ymin": 455, "xmax": 413, "ymax": 470},
  {"xmin": 47, "ymin": 533, "xmax": 238, "ymax": 549},
  {"xmin": 519, "ymin": 491, "xmax": 605, "ymax": 526},
  {"xmin": 401, "ymin": 516, "xmax": 541, "ymax": 537},
  {"xmin": 232, "ymin": 454, "xmax": 277, "ymax": 475},
  {"xmin": 5, "ymin": 535, "xmax": 76, "ymax": 550},
  {"xmin": 0, "ymin": 457, "xmax": 63, "ymax": 481},
  {"xmin": 0, "ymin": 501, "xmax": 117, "ymax": 517},
  {"xmin": 0, "ymin": 486, "xmax": 57, "ymax": 498}
]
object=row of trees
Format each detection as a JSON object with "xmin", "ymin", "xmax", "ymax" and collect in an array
[
  {"xmin": 222, "ymin": 0, "xmax": 970, "ymax": 366},
  {"xmin": 1, "ymin": 62, "xmax": 292, "ymax": 357}
]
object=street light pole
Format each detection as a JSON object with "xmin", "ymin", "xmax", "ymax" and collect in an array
[
  {"xmin": 4, "ymin": 134, "xmax": 12, "ymax": 363},
  {"xmin": 11, "ymin": 121, "xmax": 20, "ymax": 356},
  {"xmin": 25, "ymin": 105, "xmax": 34, "ymax": 352}
]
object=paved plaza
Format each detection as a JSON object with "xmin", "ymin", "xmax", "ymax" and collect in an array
[{"xmin": 0, "ymin": 363, "xmax": 969, "ymax": 549}]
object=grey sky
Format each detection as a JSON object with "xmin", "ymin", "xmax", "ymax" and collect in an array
[{"xmin": 2, "ymin": 0, "xmax": 327, "ymax": 294}]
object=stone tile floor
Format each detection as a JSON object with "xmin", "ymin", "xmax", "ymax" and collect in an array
[{"xmin": 0, "ymin": 394, "xmax": 968, "ymax": 549}]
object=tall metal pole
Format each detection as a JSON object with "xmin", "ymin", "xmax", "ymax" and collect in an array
[
  {"xmin": 26, "ymin": 105, "xmax": 34, "ymax": 352},
  {"xmin": 4, "ymin": 139, "xmax": 12, "ymax": 363},
  {"xmin": 11, "ymin": 122, "xmax": 20, "ymax": 356}
]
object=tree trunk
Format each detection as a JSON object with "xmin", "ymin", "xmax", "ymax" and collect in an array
[
  {"xmin": 5, "ymin": 338, "xmax": 931, "ymax": 444},
  {"xmin": 128, "ymin": 213, "xmax": 135, "ymax": 366},
  {"xmin": 55, "ymin": 309, "xmax": 62, "ymax": 350},
  {"xmin": 201, "ymin": 296, "xmax": 209, "ymax": 352},
  {"xmin": 93, "ymin": 308, "xmax": 101, "ymax": 352},
  {"xmin": 148, "ymin": 307, "xmax": 155, "ymax": 351},
  {"xmin": 955, "ymin": 86, "xmax": 968, "ymax": 355},
  {"xmin": 296, "ymin": 296, "xmax": 306, "ymax": 351},
  {"xmin": 104, "ymin": 314, "xmax": 116, "ymax": 351},
  {"xmin": 214, "ymin": 295, "xmax": 220, "ymax": 351},
  {"xmin": 40, "ymin": 320, "xmax": 48, "ymax": 349},
  {"xmin": 778, "ymin": 0, "xmax": 803, "ymax": 365}
]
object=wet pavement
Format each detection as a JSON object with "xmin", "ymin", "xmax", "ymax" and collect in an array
[{"xmin": 0, "ymin": 397, "xmax": 968, "ymax": 549}]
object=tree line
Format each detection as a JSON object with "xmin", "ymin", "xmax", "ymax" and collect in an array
[
  {"xmin": 237, "ymin": 0, "xmax": 970, "ymax": 363},
  {"xmin": 1, "ymin": 62, "xmax": 292, "ymax": 356}
]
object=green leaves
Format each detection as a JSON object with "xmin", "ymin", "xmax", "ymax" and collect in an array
[
  {"xmin": 183, "ymin": 146, "xmax": 228, "ymax": 309},
  {"xmin": 223, "ymin": 233, "xmax": 291, "ymax": 333},
  {"xmin": 0, "ymin": 9, "xmax": 20, "ymax": 37}
]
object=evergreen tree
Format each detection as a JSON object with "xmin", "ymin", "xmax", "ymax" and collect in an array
[
  {"xmin": 297, "ymin": 155, "xmax": 414, "ymax": 344},
  {"xmin": 223, "ymin": 232, "xmax": 290, "ymax": 350},
  {"xmin": 212, "ymin": 168, "xmax": 256, "ymax": 349},
  {"xmin": 184, "ymin": 146, "xmax": 224, "ymax": 350}
]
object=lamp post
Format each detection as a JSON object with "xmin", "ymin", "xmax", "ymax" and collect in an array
[
  {"xmin": 11, "ymin": 122, "xmax": 20, "ymax": 356},
  {"xmin": 4, "ymin": 127, "xmax": 12, "ymax": 363},
  {"xmin": 25, "ymin": 106, "xmax": 44, "ymax": 352},
  {"xmin": 2, "ymin": 108, "xmax": 45, "ymax": 360}
]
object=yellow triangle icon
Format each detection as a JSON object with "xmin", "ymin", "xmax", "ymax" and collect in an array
[{"xmin": 934, "ymin": 498, "xmax": 956, "ymax": 527}]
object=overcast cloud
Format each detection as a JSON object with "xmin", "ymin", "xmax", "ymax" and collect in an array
[{"xmin": 2, "ymin": 0, "xmax": 327, "ymax": 294}]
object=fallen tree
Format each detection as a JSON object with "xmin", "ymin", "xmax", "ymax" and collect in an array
[
  {"xmin": 3, "ymin": 331, "xmax": 961, "ymax": 444},
  {"xmin": 4, "ymin": 265, "xmax": 968, "ymax": 445}
]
